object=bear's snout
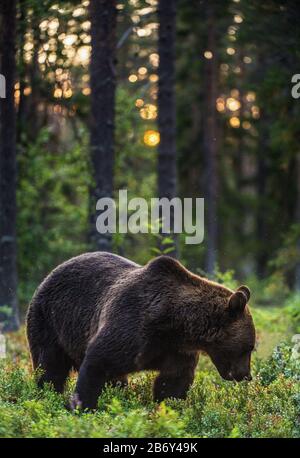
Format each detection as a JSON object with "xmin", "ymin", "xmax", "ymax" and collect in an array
[
  {"xmin": 228, "ymin": 369, "xmax": 252, "ymax": 382},
  {"xmin": 232, "ymin": 373, "xmax": 252, "ymax": 382}
]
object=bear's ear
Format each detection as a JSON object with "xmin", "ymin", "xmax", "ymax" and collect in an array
[
  {"xmin": 237, "ymin": 285, "xmax": 251, "ymax": 302},
  {"xmin": 228, "ymin": 291, "xmax": 247, "ymax": 317}
]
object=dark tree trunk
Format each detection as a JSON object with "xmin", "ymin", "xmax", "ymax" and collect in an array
[
  {"xmin": 89, "ymin": 0, "xmax": 117, "ymax": 252},
  {"xmin": 203, "ymin": 1, "xmax": 218, "ymax": 274},
  {"xmin": 256, "ymin": 143, "xmax": 268, "ymax": 278},
  {"xmin": 235, "ymin": 52, "xmax": 256, "ymax": 276},
  {"xmin": 27, "ymin": 13, "xmax": 42, "ymax": 142},
  {"xmin": 17, "ymin": 0, "xmax": 28, "ymax": 144},
  {"xmin": 253, "ymin": 50, "xmax": 270, "ymax": 279},
  {"xmin": 157, "ymin": 0, "xmax": 178, "ymax": 257},
  {"xmin": 0, "ymin": 0, "xmax": 20, "ymax": 331}
]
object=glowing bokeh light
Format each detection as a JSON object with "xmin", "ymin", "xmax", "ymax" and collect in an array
[
  {"xmin": 227, "ymin": 47, "xmax": 236, "ymax": 55},
  {"xmin": 226, "ymin": 97, "xmax": 241, "ymax": 111},
  {"xmin": 229, "ymin": 116, "xmax": 240, "ymax": 128},
  {"xmin": 140, "ymin": 103, "xmax": 157, "ymax": 120},
  {"xmin": 251, "ymin": 106, "xmax": 260, "ymax": 119},
  {"xmin": 216, "ymin": 98, "xmax": 226, "ymax": 112},
  {"xmin": 234, "ymin": 14, "xmax": 243, "ymax": 23},
  {"xmin": 135, "ymin": 98, "xmax": 144, "ymax": 108},
  {"xmin": 149, "ymin": 74, "xmax": 158, "ymax": 83},
  {"xmin": 144, "ymin": 130, "xmax": 160, "ymax": 147},
  {"xmin": 204, "ymin": 50, "xmax": 213, "ymax": 59},
  {"xmin": 138, "ymin": 67, "xmax": 148, "ymax": 75},
  {"xmin": 149, "ymin": 53, "xmax": 159, "ymax": 67},
  {"xmin": 129, "ymin": 74, "xmax": 138, "ymax": 83},
  {"xmin": 242, "ymin": 121, "xmax": 251, "ymax": 130},
  {"xmin": 243, "ymin": 56, "xmax": 252, "ymax": 64},
  {"xmin": 246, "ymin": 91, "xmax": 256, "ymax": 102}
]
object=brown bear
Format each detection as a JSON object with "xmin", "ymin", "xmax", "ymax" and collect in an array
[{"xmin": 26, "ymin": 252, "xmax": 255, "ymax": 410}]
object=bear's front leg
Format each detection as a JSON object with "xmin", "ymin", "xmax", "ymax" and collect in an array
[
  {"xmin": 71, "ymin": 356, "xmax": 107, "ymax": 411},
  {"xmin": 153, "ymin": 351, "xmax": 199, "ymax": 402},
  {"xmin": 153, "ymin": 372, "xmax": 195, "ymax": 402},
  {"xmin": 70, "ymin": 330, "xmax": 131, "ymax": 411}
]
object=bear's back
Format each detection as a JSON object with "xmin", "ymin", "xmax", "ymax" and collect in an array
[
  {"xmin": 34, "ymin": 252, "xmax": 140, "ymax": 312},
  {"xmin": 29, "ymin": 252, "xmax": 140, "ymax": 359}
]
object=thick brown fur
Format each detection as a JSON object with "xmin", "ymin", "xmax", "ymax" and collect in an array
[{"xmin": 26, "ymin": 253, "xmax": 256, "ymax": 410}]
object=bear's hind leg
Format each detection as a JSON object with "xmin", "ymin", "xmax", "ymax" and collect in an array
[
  {"xmin": 36, "ymin": 343, "xmax": 74, "ymax": 393},
  {"xmin": 27, "ymin": 303, "xmax": 74, "ymax": 393}
]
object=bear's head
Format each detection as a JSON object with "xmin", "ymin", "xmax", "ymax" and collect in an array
[
  {"xmin": 202, "ymin": 285, "xmax": 255, "ymax": 382},
  {"xmin": 146, "ymin": 256, "xmax": 255, "ymax": 382}
]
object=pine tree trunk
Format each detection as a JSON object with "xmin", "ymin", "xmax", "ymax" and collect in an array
[
  {"xmin": 236, "ymin": 51, "xmax": 256, "ymax": 276},
  {"xmin": 0, "ymin": 0, "xmax": 20, "ymax": 331},
  {"xmin": 89, "ymin": 0, "xmax": 117, "ymax": 252},
  {"xmin": 256, "ymin": 147, "xmax": 268, "ymax": 278},
  {"xmin": 17, "ymin": 0, "xmax": 28, "ymax": 143},
  {"xmin": 28, "ymin": 11, "xmax": 41, "ymax": 141},
  {"xmin": 157, "ymin": 0, "xmax": 178, "ymax": 257},
  {"xmin": 203, "ymin": 1, "xmax": 218, "ymax": 274}
]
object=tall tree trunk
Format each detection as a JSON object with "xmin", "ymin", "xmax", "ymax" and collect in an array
[
  {"xmin": 27, "ymin": 12, "xmax": 42, "ymax": 142},
  {"xmin": 203, "ymin": 1, "xmax": 218, "ymax": 274},
  {"xmin": 236, "ymin": 51, "xmax": 256, "ymax": 276},
  {"xmin": 157, "ymin": 0, "xmax": 178, "ymax": 257},
  {"xmin": 256, "ymin": 139, "xmax": 268, "ymax": 278},
  {"xmin": 0, "ymin": 0, "xmax": 20, "ymax": 331},
  {"xmin": 89, "ymin": 0, "xmax": 117, "ymax": 252},
  {"xmin": 17, "ymin": 0, "xmax": 28, "ymax": 144}
]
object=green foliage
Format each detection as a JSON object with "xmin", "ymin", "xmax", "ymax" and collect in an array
[
  {"xmin": 213, "ymin": 267, "xmax": 238, "ymax": 290},
  {"xmin": 113, "ymin": 86, "xmax": 157, "ymax": 265},
  {"xmin": 16, "ymin": 85, "xmax": 158, "ymax": 307},
  {"xmin": 0, "ymin": 348, "xmax": 299, "ymax": 438},
  {"xmin": 269, "ymin": 225, "xmax": 300, "ymax": 280},
  {"xmin": 246, "ymin": 273, "xmax": 290, "ymax": 306},
  {"xmin": 285, "ymin": 294, "xmax": 300, "ymax": 333},
  {"xmin": 17, "ymin": 128, "xmax": 90, "ymax": 308},
  {"xmin": 0, "ymin": 306, "xmax": 12, "ymax": 332},
  {"xmin": 256, "ymin": 343, "xmax": 300, "ymax": 387}
]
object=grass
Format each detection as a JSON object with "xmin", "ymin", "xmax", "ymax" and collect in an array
[{"xmin": 0, "ymin": 303, "xmax": 299, "ymax": 438}]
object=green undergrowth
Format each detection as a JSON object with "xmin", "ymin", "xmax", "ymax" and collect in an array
[{"xmin": 0, "ymin": 299, "xmax": 299, "ymax": 438}]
